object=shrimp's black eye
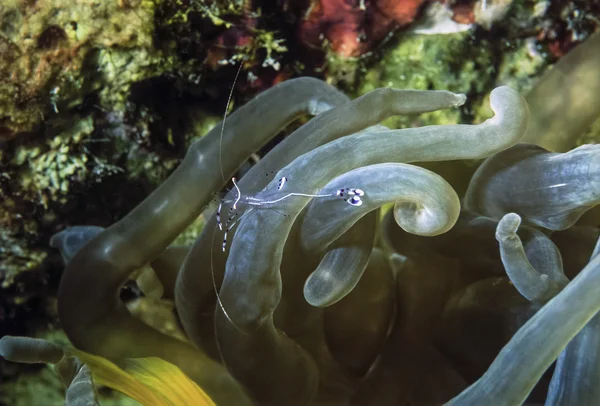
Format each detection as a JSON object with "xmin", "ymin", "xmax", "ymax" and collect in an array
[{"xmin": 347, "ymin": 196, "xmax": 363, "ymax": 206}]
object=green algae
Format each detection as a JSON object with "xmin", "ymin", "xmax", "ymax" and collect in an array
[
  {"xmin": 0, "ymin": 0, "xmax": 162, "ymax": 139},
  {"xmin": 11, "ymin": 117, "xmax": 109, "ymax": 208},
  {"xmin": 0, "ymin": 364, "xmax": 66, "ymax": 406},
  {"xmin": 0, "ymin": 230, "xmax": 47, "ymax": 288},
  {"xmin": 354, "ymin": 32, "xmax": 495, "ymax": 129},
  {"xmin": 353, "ymin": 29, "xmax": 549, "ymax": 129},
  {"xmin": 172, "ymin": 214, "xmax": 207, "ymax": 247},
  {"xmin": 577, "ymin": 116, "xmax": 600, "ymax": 146}
]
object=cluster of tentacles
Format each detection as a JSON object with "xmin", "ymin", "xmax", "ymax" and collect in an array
[{"xmin": 3, "ymin": 32, "xmax": 600, "ymax": 406}]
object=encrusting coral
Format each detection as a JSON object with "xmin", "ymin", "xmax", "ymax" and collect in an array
[
  {"xmin": 0, "ymin": 0, "xmax": 158, "ymax": 139},
  {"xmin": 3, "ymin": 31, "xmax": 600, "ymax": 406}
]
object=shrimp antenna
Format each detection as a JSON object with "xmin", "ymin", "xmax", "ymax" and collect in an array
[
  {"xmin": 213, "ymin": 54, "xmax": 251, "ymax": 367},
  {"xmin": 211, "ymin": 223, "xmax": 248, "ymax": 372},
  {"xmin": 219, "ymin": 52, "xmax": 248, "ymax": 183}
]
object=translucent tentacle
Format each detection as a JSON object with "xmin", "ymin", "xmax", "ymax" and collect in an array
[
  {"xmin": 177, "ymin": 88, "xmax": 466, "ymax": 347},
  {"xmin": 544, "ymin": 234, "xmax": 600, "ymax": 406},
  {"xmin": 446, "ymin": 250, "xmax": 600, "ymax": 405},
  {"xmin": 496, "ymin": 213, "xmax": 568, "ymax": 303},
  {"xmin": 323, "ymin": 248, "xmax": 395, "ymax": 376},
  {"xmin": 59, "ymin": 77, "xmax": 344, "ymax": 405},
  {"xmin": 215, "ymin": 86, "xmax": 526, "ymax": 402},
  {"xmin": 0, "ymin": 336, "xmax": 65, "ymax": 364},
  {"xmin": 465, "ymin": 143, "xmax": 600, "ymax": 230},
  {"xmin": 301, "ymin": 163, "xmax": 459, "ymax": 306},
  {"xmin": 303, "ymin": 212, "xmax": 377, "ymax": 307},
  {"xmin": 301, "ymin": 163, "xmax": 460, "ymax": 253}
]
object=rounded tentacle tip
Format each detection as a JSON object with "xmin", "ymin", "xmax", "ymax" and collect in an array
[
  {"xmin": 0, "ymin": 336, "xmax": 64, "ymax": 364},
  {"xmin": 303, "ymin": 264, "xmax": 357, "ymax": 308},
  {"xmin": 496, "ymin": 212, "xmax": 522, "ymax": 242},
  {"xmin": 454, "ymin": 93, "xmax": 467, "ymax": 107},
  {"xmin": 303, "ymin": 274, "xmax": 334, "ymax": 308}
]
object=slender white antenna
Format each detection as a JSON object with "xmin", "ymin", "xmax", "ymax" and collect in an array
[
  {"xmin": 245, "ymin": 192, "xmax": 333, "ymax": 205},
  {"xmin": 242, "ymin": 184, "xmax": 366, "ymax": 206},
  {"xmin": 210, "ymin": 225, "xmax": 248, "ymax": 369},
  {"xmin": 213, "ymin": 54, "xmax": 251, "ymax": 363},
  {"xmin": 212, "ymin": 53, "xmax": 367, "ymax": 356},
  {"xmin": 219, "ymin": 53, "xmax": 248, "ymax": 182}
]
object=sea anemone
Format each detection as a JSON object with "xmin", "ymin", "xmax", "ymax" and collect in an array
[{"xmin": 3, "ymin": 32, "xmax": 600, "ymax": 406}]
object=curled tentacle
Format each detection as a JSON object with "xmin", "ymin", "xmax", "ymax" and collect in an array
[
  {"xmin": 301, "ymin": 163, "xmax": 460, "ymax": 253},
  {"xmin": 496, "ymin": 213, "xmax": 568, "ymax": 303},
  {"xmin": 177, "ymin": 87, "xmax": 466, "ymax": 347},
  {"xmin": 58, "ymin": 77, "xmax": 347, "ymax": 405},
  {"xmin": 300, "ymin": 162, "xmax": 459, "ymax": 307},
  {"xmin": 214, "ymin": 86, "xmax": 526, "ymax": 401},
  {"xmin": 382, "ymin": 210, "xmax": 507, "ymax": 278}
]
